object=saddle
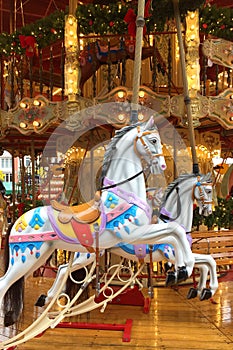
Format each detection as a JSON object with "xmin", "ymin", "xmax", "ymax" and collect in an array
[{"xmin": 51, "ymin": 192, "xmax": 101, "ymax": 224}]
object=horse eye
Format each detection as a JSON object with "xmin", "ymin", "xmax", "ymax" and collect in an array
[{"xmin": 151, "ymin": 139, "xmax": 157, "ymax": 144}]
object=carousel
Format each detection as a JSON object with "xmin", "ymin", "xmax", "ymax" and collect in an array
[{"xmin": 0, "ymin": 0, "xmax": 233, "ymax": 349}]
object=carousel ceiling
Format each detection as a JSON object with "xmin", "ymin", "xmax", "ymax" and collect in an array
[
  {"xmin": 0, "ymin": 0, "xmax": 232, "ymax": 155},
  {"xmin": 1, "ymin": 0, "xmax": 232, "ymax": 34}
]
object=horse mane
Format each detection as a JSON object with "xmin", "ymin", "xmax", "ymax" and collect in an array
[
  {"xmin": 160, "ymin": 172, "xmax": 212, "ymax": 208},
  {"xmin": 99, "ymin": 119, "xmax": 158, "ymax": 185},
  {"xmin": 100, "ymin": 122, "xmax": 140, "ymax": 185}
]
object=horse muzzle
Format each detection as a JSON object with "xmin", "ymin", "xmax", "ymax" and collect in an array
[
  {"xmin": 200, "ymin": 205, "xmax": 212, "ymax": 216},
  {"xmin": 150, "ymin": 156, "xmax": 166, "ymax": 174}
]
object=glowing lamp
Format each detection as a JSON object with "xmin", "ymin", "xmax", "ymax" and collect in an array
[
  {"xmin": 20, "ymin": 122, "xmax": 27, "ymax": 129},
  {"xmin": 33, "ymin": 120, "xmax": 40, "ymax": 127},
  {"xmin": 138, "ymin": 90, "xmax": 145, "ymax": 98},
  {"xmin": 117, "ymin": 91, "xmax": 125, "ymax": 99}
]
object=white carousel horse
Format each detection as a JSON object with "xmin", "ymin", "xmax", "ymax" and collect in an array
[
  {"xmin": 0, "ymin": 116, "xmax": 196, "ymax": 328},
  {"xmin": 36, "ymin": 172, "xmax": 218, "ymax": 308}
]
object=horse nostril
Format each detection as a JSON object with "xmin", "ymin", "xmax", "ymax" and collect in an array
[{"xmin": 161, "ymin": 164, "xmax": 166, "ymax": 170}]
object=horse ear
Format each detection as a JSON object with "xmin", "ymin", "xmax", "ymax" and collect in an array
[{"xmin": 143, "ymin": 116, "xmax": 154, "ymax": 130}]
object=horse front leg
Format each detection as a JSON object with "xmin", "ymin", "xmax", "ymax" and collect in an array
[
  {"xmin": 187, "ymin": 263, "xmax": 209, "ymax": 300},
  {"xmin": 130, "ymin": 222, "xmax": 195, "ymax": 282},
  {"xmin": 188, "ymin": 253, "xmax": 218, "ymax": 301}
]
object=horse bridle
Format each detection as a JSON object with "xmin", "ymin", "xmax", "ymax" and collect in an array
[
  {"xmin": 192, "ymin": 176, "xmax": 213, "ymax": 206},
  {"xmin": 133, "ymin": 125, "xmax": 163, "ymax": 162},
  {"xmin": 160, "ymin": 176, "xmax": 213, "ymax": 222}
]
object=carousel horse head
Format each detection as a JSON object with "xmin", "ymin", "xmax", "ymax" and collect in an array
[
  {"xmin": 193, "ymin": 174, "xmax": 213, "ymax": 216},
  {"xmin": 159, "ymin": 172, "xmax": 213, "ymax": 230},
  {"xmin": 133, "ymin": 116, "xmax": 166, "ymax": 174}
]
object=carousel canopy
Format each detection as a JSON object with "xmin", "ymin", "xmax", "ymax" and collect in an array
[{"xmin": 0, "ymin": 0, "xmax": 232, "ymax": 156}]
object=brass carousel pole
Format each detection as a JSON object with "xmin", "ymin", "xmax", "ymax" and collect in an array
[
  {"xmin": 131, "ymin": 0, "xmax": 145, "ymax": 124},
  {"xmin": 172, "ymin": 0, "xmax": 199, "ymax": 175},
  {"xmin": 131, "ymin": 0, "xmax": 155, "ymax": 299},
  {"xmin": 11, "ymin": 150, "xmax": 16, "ymax": 222}
]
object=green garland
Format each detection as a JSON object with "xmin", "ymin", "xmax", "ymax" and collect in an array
[
  {"xmin": 0, "ymin": 10, "xmax": 65, "ymax": 56},
  {"xmin": 76, "ymin": 0, "xmax": 205, "ymax": 35},
  {"xmin": 200, "ymin": 5, "xmax": 233, "ymax": 41},
  {"xmin": 0, "ymin": 2, "xmax": 232, "ymax": 57}
]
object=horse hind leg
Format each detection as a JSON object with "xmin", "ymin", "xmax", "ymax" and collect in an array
[{"xmin": 35, "ymin": 251, "xmax": 97, "ymax": 307}]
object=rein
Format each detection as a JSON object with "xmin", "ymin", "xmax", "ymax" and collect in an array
[
  {"xmin": 160, "ymin": 185, "xmax": 181, "ymax": 222},
  {"xmin": 159, "ymin": 176, "xmax": 213, "ymax": 222},
  {"xmin": 99, "ymin": 170, "xmax": 144, "ymax": 191}
]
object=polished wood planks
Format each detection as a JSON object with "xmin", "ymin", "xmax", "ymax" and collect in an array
[{"xmin": 1, "ymin": 276, "xmax": 233, "ymax": 350}]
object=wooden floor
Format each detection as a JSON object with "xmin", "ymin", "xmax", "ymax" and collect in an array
[{"xmin": 1, "ymin": 270, "xmax": 233, "ymax": 350}]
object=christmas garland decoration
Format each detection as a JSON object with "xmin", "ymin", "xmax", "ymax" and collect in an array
[
  {"xmin": 0, "ymin": 1, "xmax": 232, "ymax": 57},
  {"xmin": 0, "ymin": 10, "xmax": 65, "ymax": 57},
  {"xmin": 200, "ymin": 5, "xmax": 233, "ymax": 41}
]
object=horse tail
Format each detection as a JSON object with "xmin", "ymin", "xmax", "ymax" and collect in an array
[
  {"xmin": 3, "ymin": 223, "xmax": 25, "ymax": 327},
  {"xmin": 3, "ymin": 223, "xmax": 12, "ymax": 271}
]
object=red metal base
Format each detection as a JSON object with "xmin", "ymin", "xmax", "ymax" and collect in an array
[
  {"xmin": 56, "ymin": 319, "xmax": 133, "ymax": 342},
  {"xmin": 95, "ymin": 284, "xmax": 151, "ymax": 313}
]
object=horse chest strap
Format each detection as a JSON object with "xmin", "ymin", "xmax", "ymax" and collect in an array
[{"xmin": 106, "ymin": 202, "xmax": 133, "ymax": 222}]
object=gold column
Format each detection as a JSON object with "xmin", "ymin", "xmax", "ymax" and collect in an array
[
  {"xmin": 65, "ymin": 1, "xmax": 80, "ymax": 103},
  {"xmin": 185, "ymin": 10, "xmax": 200, "ymax": 97}
]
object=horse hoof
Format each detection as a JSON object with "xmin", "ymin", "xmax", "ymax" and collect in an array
[
  {"xmin": 165, "ymin": 271, "xmax": 176, "ymax": 287},
  {"xmin": 200, "ymin": 288, "xmax": 212, "ymax": 301},
  {"xmin": 187, "ymin": 287, "xmax": 198, "ymax": 299},
  {"xmin": 164, "ymin": 262, "xmax": 172, "ymax": 273},
  {"xmin": 176, "ymin": 266, "xmax": 188, "ymax": 284},
  {"xmin": 35, "ymin": 294, "xmax": 47, "ymax": 307},
  {"xmin": 4, "ymin": 311, "xmax": 16, "ymax": 327}
]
